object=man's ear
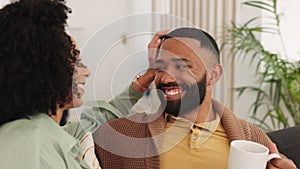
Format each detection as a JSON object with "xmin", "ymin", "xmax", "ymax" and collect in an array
[{"xmin": 207, "ymin": 64, "xmax": 223, "ymax": 85}]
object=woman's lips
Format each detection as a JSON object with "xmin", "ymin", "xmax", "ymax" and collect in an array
[{"xmin": 77, "ymin": 84, "xmax": 85, "ymax": 93}]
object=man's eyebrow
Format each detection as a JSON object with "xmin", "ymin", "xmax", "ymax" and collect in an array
[
  {"xmin": 155, "ymin": 58, "xmax": 192, "ymax": 64},
  {"xmin": 171, "ymin": 58, "xmax": 191, "ymax": 63},
  {"xmin": 155, "ymin": 59, "xmax": 164, "ymax": 64}
]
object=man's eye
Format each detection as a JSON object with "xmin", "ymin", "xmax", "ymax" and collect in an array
[
  {"xmin": 176, "ymin": 65, "xmax": 188, "ymax": 69},
  {"xmin": 155, "ymin": 65, "xmax": 166, "ymax": 72},
  {"xmin": 155, "ymin": 67, "xmax": 163, "ymax": 72}
]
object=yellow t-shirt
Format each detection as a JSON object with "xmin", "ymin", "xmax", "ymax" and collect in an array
[{"xmin": 160, "ymin": 114, "xmax": 230, "ymax": 169}]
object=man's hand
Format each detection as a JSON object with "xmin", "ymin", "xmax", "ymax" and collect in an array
[
  {"xmin": 267, "ymin": 143, "xmax": 297, "ymax": 169},
  {"xmin": 147, "ymin": 30, "xmax": 169, "ymax": 69},
  {"xmin": 132, "ymin": 30, "xmax": 169, "ymax": 93}
]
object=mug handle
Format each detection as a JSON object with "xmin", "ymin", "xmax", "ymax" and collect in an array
[{"xmin": 268, "ymin": 153, "xmax": 281, "ymax": 161}]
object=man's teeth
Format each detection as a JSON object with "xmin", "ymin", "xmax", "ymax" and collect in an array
[{"xmin": 165, "ymin": 89, "xmax": 181, "ymax": 95}]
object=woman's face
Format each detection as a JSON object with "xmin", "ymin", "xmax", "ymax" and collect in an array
[{"xmin": 65, "ymin": 38, "xmax": 90, "ymax": 109}]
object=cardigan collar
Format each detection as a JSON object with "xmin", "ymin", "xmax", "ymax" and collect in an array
[{"xmin": 146, "ymin": 99, "xmax": 248, "ymax": 151}]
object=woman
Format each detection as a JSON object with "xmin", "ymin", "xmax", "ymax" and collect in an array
[
  {"xmin": 0, "ymin": 0, "xmax": 156, "ymax": 168},
  {"xmin": 0, "ymin": 0, "xmax": 93, "ymax": 168}
]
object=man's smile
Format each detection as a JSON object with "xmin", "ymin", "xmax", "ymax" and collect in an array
[{"xmin": 162, "ymin": 86, "xmax": 186, "ymax": 101}]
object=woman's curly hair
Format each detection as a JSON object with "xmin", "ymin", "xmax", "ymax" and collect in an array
[{"xmin": 0, "ymin": 0, "xmax": 78, "ymax": 125}]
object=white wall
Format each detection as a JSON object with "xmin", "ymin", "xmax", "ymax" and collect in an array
[
  {"xmin": 66, "ymin": 0, "xmax": 152, "ymax": 101},
  {"xmin": 67, "ymin": 0, "xmax": 133, "ymax": 48},
  {"xmin": 232, "ymin": 0, "xmax": 263, "ymax": 121},
  {"xmin": 0, "ymin": 0, "xmax": 10, "ymax": 8},
  {"xmin": 261, "ymin": 0, "xmax": 300, "ymax": 62}
]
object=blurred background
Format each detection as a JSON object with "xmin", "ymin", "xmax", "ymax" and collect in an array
[{"xmin": 1, "ymin": 0, "xmax": 299, "ymax": 130}]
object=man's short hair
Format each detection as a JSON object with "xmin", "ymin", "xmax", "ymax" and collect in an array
[{"xmin": 160, "ymin": 27, "xmax": 220, "ymax": 63}]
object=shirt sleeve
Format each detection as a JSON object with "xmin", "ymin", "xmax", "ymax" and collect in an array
[
  {"xmin": 108, "ymin": 83, "xmax": 143, "ymax": 116},
  {"xmin": 63, "ymin": 84, "xmax": 143, "ymax": 140}
]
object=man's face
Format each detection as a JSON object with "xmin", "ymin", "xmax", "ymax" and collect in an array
[{"xmin": 154, "ymin": 37, "xmax": 213, "ymax": 117}]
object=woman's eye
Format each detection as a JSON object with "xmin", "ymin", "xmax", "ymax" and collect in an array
[{"xmin": 76, "ymin": 61, "xmax": 86, "ymax": 68}]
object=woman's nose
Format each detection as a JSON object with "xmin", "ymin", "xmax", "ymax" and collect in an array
[{"xmin": 84, "ymin": 67, "xmax": 91, "ymax": 78}]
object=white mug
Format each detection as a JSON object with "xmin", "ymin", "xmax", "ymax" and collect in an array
[{"xmin": 228, "ymin": 140, "xmax": 281, "ymax": 169}]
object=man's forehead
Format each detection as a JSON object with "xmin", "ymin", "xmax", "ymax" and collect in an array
[
  {"xmin": 155, "ymin": 57, "xmax": 191, "ymax": 63},
  {"xmin": 158, "ymin": 37, "xmax": 217, "ymax": 66},
  {"xmin": 160, "ymin": 37, "xmax": 201, "ymax": 49}
]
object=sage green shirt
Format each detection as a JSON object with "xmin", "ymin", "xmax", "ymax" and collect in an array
[{"xmin": 0, "ymin": 85, "xmax": 143, "ymax": 169}]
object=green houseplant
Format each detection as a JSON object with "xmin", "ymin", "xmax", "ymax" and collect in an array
[{"xmin": 224, "ymin": 0, "xmax": 300, "ymax": 131}]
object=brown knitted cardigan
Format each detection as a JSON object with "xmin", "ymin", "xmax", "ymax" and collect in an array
[{"xmin": 93, "ymin": 100, "xmax": 273, "ymax": 169}]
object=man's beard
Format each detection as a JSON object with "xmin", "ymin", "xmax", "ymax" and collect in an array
[{"xmin": 157, "ymin": 73, "xmax": 207, "ymax": 117}]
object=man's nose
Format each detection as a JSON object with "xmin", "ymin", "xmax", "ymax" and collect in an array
[{"xmin": 160, "ymin": 71, "xmax": 176, "ymax": 84}]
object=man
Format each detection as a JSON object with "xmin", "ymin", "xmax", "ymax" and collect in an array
[
  {"xmin": 93, "ymin": 28, "xmax": 297, "ymax": 169},
  {"xmin": 0, "ymin": 0, "xmax": 154, "ymax": 168}
]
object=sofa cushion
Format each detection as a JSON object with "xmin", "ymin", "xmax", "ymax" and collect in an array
[{"xmin": 267, "ymin": 126, "xmax": 300, "ymax": 167}]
